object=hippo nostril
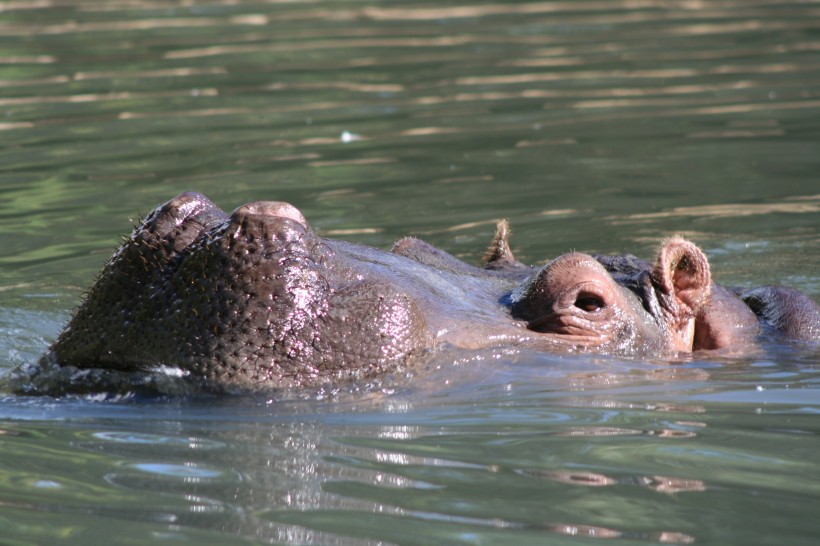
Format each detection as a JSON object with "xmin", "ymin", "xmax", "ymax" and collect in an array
[
  {"xmin": 230, "ymin": 201, "xmax": 308, "ymax": 228},
  {"xmin": 574, "ymin": 293, "xmax": 605, "ymax": 313}
]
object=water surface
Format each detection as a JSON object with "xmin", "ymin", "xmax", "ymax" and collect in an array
[{"xmin": 0, "ymin": 1, "xmax": 819, "ymax": 544}]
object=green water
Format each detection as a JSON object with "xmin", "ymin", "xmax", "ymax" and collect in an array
[{"xmin": 0, "ymin": 1, "xmax": 819, "ymax": 544}]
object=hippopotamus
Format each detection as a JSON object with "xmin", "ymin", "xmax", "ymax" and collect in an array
[{"xmin": 40, "ymin": 192, "xmax": 819, "ymax": 392}]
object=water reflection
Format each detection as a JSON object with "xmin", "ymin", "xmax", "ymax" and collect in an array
[
  {"xmin": 2, "ymin": 346, "xmax": 819, "ymax": 544},
  {"xmin": 0, "ymin": 88, "xmax": 219, "ymax": 106},
  {"xmin": 617, "ymin": 195, "xmax": 820, "ymax": 222},
  {"xmin": 0, "ymin": 14, "xmax": 269, "ymax": 36},
  {"xmin": 74, "ymin": 67, "xmax": 229, "ymax": 80}
]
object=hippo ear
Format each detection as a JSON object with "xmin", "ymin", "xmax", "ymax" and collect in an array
[
  {"xmin": 483, "ymin": 219, "xmax": 518, "ymax": 269},
  {"xmin": 651, "ymin": 237, "xmax": 712, "ymax": 336}
]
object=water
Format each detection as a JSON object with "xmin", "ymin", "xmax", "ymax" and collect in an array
[{"xmin": 1, "ymin": 0, "xmax": 819, "ymax": 544}]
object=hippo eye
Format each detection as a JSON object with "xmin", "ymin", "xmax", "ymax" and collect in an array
[{"xmin": 574, "ymin": 293, "xmax": 605, "ymax": 313}]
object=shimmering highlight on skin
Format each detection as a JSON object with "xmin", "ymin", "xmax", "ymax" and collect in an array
[{"xmin": 32, "ymin": 193, "xmax": 819, "ymax": 395}]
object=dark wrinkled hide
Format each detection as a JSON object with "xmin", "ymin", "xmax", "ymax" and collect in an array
[
  {"xmin": 47, "ymin": 193, "xmax": 436, "ymax": 390},
  {"xmin": 31, "ymin": 193, "xmax": 820, "ymax": 394},
  {"xmin": 738, "ymin": 286, "xmax": 820, "ymax": 341}
]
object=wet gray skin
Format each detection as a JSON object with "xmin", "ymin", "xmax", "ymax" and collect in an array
[{"xmin": 41, "ymin": 193, "xmax": 820, "ymax": 392}]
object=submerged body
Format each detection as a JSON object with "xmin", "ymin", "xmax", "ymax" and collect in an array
[{"xmin": 41, "ymin": 193, "xmax": 820, "ymax": 392}]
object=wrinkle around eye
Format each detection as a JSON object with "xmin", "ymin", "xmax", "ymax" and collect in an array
[
  {"xmin": 574, "ymin": 293, "xmax": 605, "ymax": 313},
  {"xmin": 545, "ymin": 279, "xmax": 612, "ymax": 314},
  {"xmin": 526, "ymin": 312, "xmax": 617, "ymax": 347},
  {"xmin": 528, "ymin": 309, "xmax": 607, "ymax": 333}
]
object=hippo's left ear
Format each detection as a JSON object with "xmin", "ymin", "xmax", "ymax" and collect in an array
[
  {"xmin": 483, "ymin": 219, "xmax": 515, "ymax": 267},
  {"xmin": 651, "ymin": 237, "xmax": 712, "ymax": 348},
  {"xmin": 484, "ymin": 219, "xmax": 534, "ymax": 273}
]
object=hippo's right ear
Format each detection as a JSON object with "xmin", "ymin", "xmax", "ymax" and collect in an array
[{"xmin": 651, "ymin": 237, "xmax": 712, "ymax": 349}]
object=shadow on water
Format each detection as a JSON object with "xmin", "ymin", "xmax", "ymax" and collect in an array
[{"xmin": 0, "ymin": 0, "xmax": 819, "ymax": 545}]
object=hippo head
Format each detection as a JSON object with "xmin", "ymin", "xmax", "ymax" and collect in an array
[
  {"xmin": 508, "ymin": 238, "xmax": 713, "ymax": 355},
  {"xmin": 32, "ymin": 192, "xmax": 817, "ymax": 395}
]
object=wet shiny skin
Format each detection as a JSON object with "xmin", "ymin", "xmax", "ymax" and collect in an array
[{"xmin": 37, "ymin": 193, "xmax": 819, "ymax": 393}]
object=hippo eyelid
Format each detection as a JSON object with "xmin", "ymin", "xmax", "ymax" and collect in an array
[
  {"xmin": 574, "ymin": 292, "xmax": 606, "ymax": 313},
  {"xmin": 559, "ymin": 278, "xmax": 612, "ymax": 310}
]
